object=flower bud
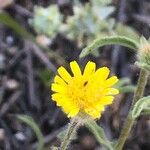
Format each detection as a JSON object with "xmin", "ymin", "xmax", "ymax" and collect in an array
[{"xmin": 137, "ymin": 37, "xmax": 150, "ymax": 71}]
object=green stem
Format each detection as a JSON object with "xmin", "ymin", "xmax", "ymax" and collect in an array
[
  {"xmin": 116, "ymin": 69, "xmax": 148, "ymax": 150},
  {"xmin": 60, "ymin": 119, "xmax": 79, "ymax": 150},
  {"xmin": 132, "ymin": 69, "xmax": 149, "ymax": 106}
]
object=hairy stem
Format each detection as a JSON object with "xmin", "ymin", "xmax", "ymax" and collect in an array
[
  {"xmin": 60, "ymin": 119, "xmax": 79, "ymax": 150},
  {"xmin": 116, "ymin": 69, "xmax": 148, "ymax": 150},
  {"xmin": 132, "ymin": 69, "xmax": 149, "ymax": 106}
]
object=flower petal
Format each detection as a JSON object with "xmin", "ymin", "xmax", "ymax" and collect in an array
[
  {"xmin": 105, "ymin": 76, "xmax": 118, "ymax": 87},
  {"xmin": 99, "ymin": 96, "xmax": 114, "ymax": 105},
  {"xmin": 94, "ymin": 67, "xmax": 110, "ymax": 80},
  {"xmin": 52, "ymin": 93, "xmax": 65, "ymax": 101},
  {"xmin": 52, "ymin": 93, "xmax": 79, "ymax": 116},
  {"xmin": 68, "ymin": 108, "xmax": 80, "ymax": 118},
  {"xmin": 91, "ymin": 111, "xmax": 101, "ymax": 119},
  {"xmin": 51, "ymin": 83, "xmax": 66, "ymax": 93},
  {"xmin": 58, "ymin": 66, "xmax": 72, "ymax": 83},
  {"xmin": 54, "ymin": 75, "xmax": 67, "ymax": 86},
  {"xmin": 70, "ymin": 61, "xmax": 81, "ymax": 77},
  {"xmin": 103, "ymin": 88, "xmax": 119, "ymax": 95},
  {"xmin": 85, "ymin": 108, "xmax": 101, "ymax": 119},
  {"xmin": 83, "ymin": 61, "xmax": 96, "ymax": 77}
]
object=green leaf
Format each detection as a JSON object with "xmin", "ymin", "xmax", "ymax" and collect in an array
[
  {"xmin": 17, "ymin": 115, "xmax": 44, "ymax": 150},
  {"xmin": 140, "ymin": 108, "xmax": 150, "ymax": 116},
  {"xmin": 0, "ymin": 12, "xmax": 34, "ymax": 40},
  {"xmin": 93, "ymin": 6, "xmax": 115, "ymax": 20},
  {"xmin": 131, "ymin": 96, "xmax": 150, "ymax": 119},
  {"xmin": 30, "ymin": 5, "xmax": 63, "ymax": 38},
  {"xmin": 80, "ymin": 36, "xmax": 139, "ymax": 58},
  {"xmin": 85, "ymin": 118, "xmax": 114, "ymax": 150},
  {"xmin": 115, "ymin": 23, "xmax": 139, "ymax": 42},
  {"xmin": 114, "ymin": 78, "xmax": 136, "ymax": 93},
  {"xmin": 114, "ymin": 78, "xmax": 131, "ymax": 87},
  {"xmin": 118, "ymin": 85, "xmax": 136, "ymax": 93}
]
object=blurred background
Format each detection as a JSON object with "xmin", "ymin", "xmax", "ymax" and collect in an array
[{"xmin": 0, "ymin": 0, "xmax": 150, "ymax": 150}]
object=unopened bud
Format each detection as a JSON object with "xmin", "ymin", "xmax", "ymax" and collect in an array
[
  {"xmin": 139, "ymin": 43, "xmax": 150, "ymax": 65},
  {"xmin": 137, "ymin": 37, "xmax": 150, "ymax": 71}
]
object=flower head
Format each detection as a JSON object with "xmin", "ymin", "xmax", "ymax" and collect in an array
[
  {"xmin": 139, "ymin": 37, "xmax": 150, "ymax": 63},
  {"xmin": 51, "ymin": 61, "xmax": 119, "ymax": 119},
  {"xmin": 136, "ymin": 37, "xmax": 150, "ymax": 71},
  {"xmin": 139, "ymin": 42, "xmax": 150, "ymax": 65}
]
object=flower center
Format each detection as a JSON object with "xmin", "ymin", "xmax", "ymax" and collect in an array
[
  {"xmin": 66, "ymin": 76, "xmax": 87, "ymax": 108},
  {"xmin": 67, "ymin": 76, "xmax": 102, "ymax": 109}
]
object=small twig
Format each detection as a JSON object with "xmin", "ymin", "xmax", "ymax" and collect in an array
[
  {"xmin": 111, "ymin": 0, "xmax": 127, "ymax": 74},
  {"xmin": 49, "ymin": 109, "xmax": 61, "ymax": 125},
  {"xmin": 13, "ymin": 4, "xmax": 33, "ymax": 17},
  {"xmin": 0, "ymin": 90, "xmax": 22, "ymax": 117},
  {"xmin": 24, "ymin": 40, "xmax": 39, "ymax": 108},
  {"xmin": 132, "ymin": 14, "xmax": 150, "ymax": 25},
  {"xmin": 7, "ymin": 50, "xmax": 25, "ymax": 70},
  {"xmin": 0, "ymin": 76, "xmax": 7, "ymax": 104},
  {"xmin": 117, "ymin": 0, "xmax": 127, "ymax": 22},
  {"xmin": 31, "ymin": 43, "xmax": 57, "ymax": 73}
]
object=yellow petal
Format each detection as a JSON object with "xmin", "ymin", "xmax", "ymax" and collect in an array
[
  {"xmin": 85, "ymin": 108, "xmax": 101, "ymax": 119},
  {"xmin": 94, "ymin": 67, "xmax": 110, "ymax": 80},
  {"xmin": 103, "ymin": 88, "xmax": 119, "ymax": 95},
  {"xmin": 70, "ymin": 61, "xmax": 81, "ymax": 77},
  {"xmin": 91, "ymin": 111, "xmax": 101, "ymax": 119},
  {"xmin": 68, "ymin": 108, "xmax": 80, "ymax": 117},
  {"xmin": 54, "ymin": 75, "xmax": 67, "ymax": 86},
  {"xmin": 51, "ymin": 83, "xmax": 66, "ymax": 93},
  {"xmin": 61, "ymin": 100, "xmax": 75, "ymax": 111},
  {"xmin": 52, "ymin": 93, "xmax": 65, "ymax": 101},
  {"xmin": 58, "ymin": 66, "xmax": 72, "ymax": 83},
  {"xmin": 95, "ymin": 104, "xmax": 105, "ymax": 111},
  {"xmin": 52, "ymin": 93, "xmax": 78, "ymax": 113},
  {"xmin": 105, "ymin": 76, "xmax": 118, "ymax": 87},
  {"xmin": 83, "ymin": 61, "xmax": 96, "ymax": 77},
  {"xmin": 100, "ymin": 96, "xmax": 114, "ymax": 105}
]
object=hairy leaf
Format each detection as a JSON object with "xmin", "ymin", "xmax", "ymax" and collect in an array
[
  {"xmin": 17, "ymin": 115, "xmax": 44, "ymax": 150},
  {"xmin": 80, "ymin": 36, "xmax": 139, "ymax": 58},
  {"xmin": 132, "ymin": 96, "xmax": 150, "ymax": 119}
]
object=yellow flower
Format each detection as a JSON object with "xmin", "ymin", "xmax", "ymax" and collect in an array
[{"xmin": 51, "ymin": 61, "xmax": 119, "ymax": 119}]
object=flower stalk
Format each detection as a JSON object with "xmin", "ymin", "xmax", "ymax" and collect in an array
[
  {"xmin": 60, "ymin": 118, "xmax": 79, "ymax": 150},
  {"xmin": 132, "ymin": 69, "xmax": 149, "ymax": 105},
  {"xmin": 116, "ymin": 69, "xmax": 149, "ymax": 150}
]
